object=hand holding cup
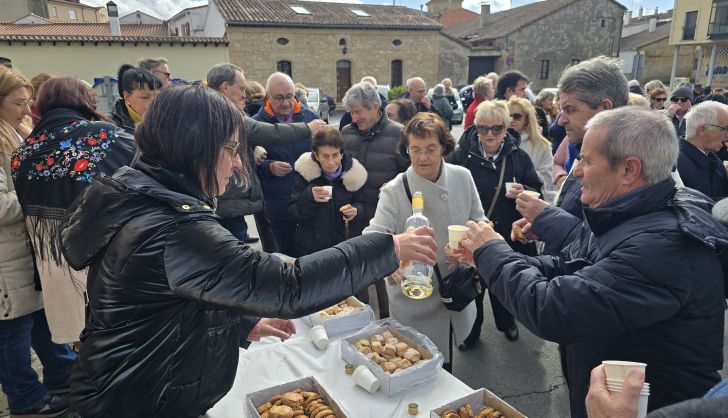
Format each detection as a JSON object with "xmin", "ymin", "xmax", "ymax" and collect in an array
[
  {"xmin": 505, "ymin": 182, "xmax": 524, "ymax": 199},
  {"xmin": 312, "ymin": 186, "xmax": 332, "ymax": 203}
]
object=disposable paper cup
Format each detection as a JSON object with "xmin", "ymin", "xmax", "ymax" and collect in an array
[
  {"xmin": 520, "ymin": 190, "xmax": 541, "ymax": 199},
  {"xmin": 606, "ymin": 383, "xmax": 649, "ymax": 395},
  {"xmin": 447, "ymin": 225, "xmax": 469, "ymax": 249},
  {"xmin": 505, "ymin": 182, "xmax": 517, "ymax": 193},
  {"xmin": 606, "ymin": 389, "xmax": 649, "ymax": 417},
  {"xmin": 637, "ymin": 392, "xmax": 649, "ymax": 418},
  {"xmin": 603, "ymin": 360, "xmax": 646, "ymax": 382},
  {"xmin": 309, "ymin": 325, "xmax": 329, "ymax": 350},
  {"xmin": 352, "ymin": 365, "xmax": 380, "ymax": 393},
  {"xmin": 322, "ymin": 185, "xmax": 333, "ymax": 200}
]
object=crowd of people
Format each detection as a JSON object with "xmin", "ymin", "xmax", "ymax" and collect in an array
[{"xmin": 0, "ymin": 54, "xmax": 727, "ymax": 418}]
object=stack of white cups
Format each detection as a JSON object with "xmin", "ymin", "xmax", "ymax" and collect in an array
[{"xmin": 602, "ymin": 360, "xmax": 649, "ymax": 418}]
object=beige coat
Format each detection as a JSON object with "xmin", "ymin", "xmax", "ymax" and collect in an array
[
  {"xmin": 0, "ymin": 122, "xmax": 42, "ymax": 320},
  {"xmin": 364, "ymin": 162, "xmax": 485, "ymax": 359}
]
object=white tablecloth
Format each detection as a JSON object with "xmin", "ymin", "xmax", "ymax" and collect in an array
[{"xmin": 206, "ymin": 318, "xmax": 474, "ymax": 417}]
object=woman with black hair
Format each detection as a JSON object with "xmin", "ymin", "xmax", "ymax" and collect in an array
[
  {"xmin": 110, "ymin": 64, "xmax": 161, "ymax": 134},
  {"xmin": 60, "ymin": 85, "xmax": 436, "ymax": 417}
]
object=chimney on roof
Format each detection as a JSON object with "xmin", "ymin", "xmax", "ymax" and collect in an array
[
  {"xmin": 623, "ymin": 10, "xmax": 632, "ymax": 26},
  {"xmin": 481, "ymin": 1, "xmax": 490, "ymax": 27},
  {"xmin": 106, "ymin": 1, "xmax": 120, "ymax": 36},
  {"xmin": 649, "ymin": 17, "xmax": 657, "ymax": 32},
  {"xmin": 638, "ymin": 6, "xmax": 643, "ymax": 18}
]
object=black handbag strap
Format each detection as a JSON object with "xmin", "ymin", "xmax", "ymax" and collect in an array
[{"xmin": 402, "ymin": 174, "xmax": 447, "ymax": 281}]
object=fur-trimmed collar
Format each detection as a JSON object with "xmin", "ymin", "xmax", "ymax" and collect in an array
[{"xmin": 294, "ymin": 152, "xmax": 367, "ymax": 192}]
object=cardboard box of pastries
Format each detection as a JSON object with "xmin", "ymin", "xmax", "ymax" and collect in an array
[
  {"xmin": 430, "ymin": 388, "xmax": 527, "ymax": 418},
  {"xmin": 303, "ymin": 297, "xmax": 374, "ymax": 337},
  {"xmin": 340, "ymin": 319, "xmax": 444, "ymax": 396},
  {"xmin": 245, "ymin": 376, "xmax": 350, "ymax": 418}
]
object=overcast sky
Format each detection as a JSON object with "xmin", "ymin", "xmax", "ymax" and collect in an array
[{"xmin": 82, "ymin": 0, "xmax": 675, "ymax": 21}]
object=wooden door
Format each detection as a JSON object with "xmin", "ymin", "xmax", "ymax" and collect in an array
[{"xmin": 336, "ymin": 60, "xmax": 352, "ymax": 102}]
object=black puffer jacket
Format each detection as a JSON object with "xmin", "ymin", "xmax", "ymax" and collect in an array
[
  {"xmin": 474, "ymin": 179, "xmax": 728, "ymax": 417},
  {"xmin": 289, "ymin": 152, "xmax": 367, "ymax": 256},
  {"xmin": 59, "ymin": 159, "xmax": 399, "ymax": 418},
  {"xmin": 450, "ymin": 126, "xmax": 542, "ymax": 253},
  {"xmin": 110, "ymin": 98, "xmax": 135, "ymax": 135}
]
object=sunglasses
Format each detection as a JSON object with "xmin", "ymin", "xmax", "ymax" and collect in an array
[
  {"xmin": 476, "ymin": 125, "xmax": 505, "ymax": 135},
  {"xmin": 670, "ymin": 97, "xmax": 690, "ymax": 103},
  {"xmin": 510, "ymin": 113, "xmax": 524, "ymax": 121},
  {"xmin": 654, "ymin": 97, "xmax": 667, "ymax": 102},
  {"xmin": 153, "ymin": 70, "xmax": 171, "ymax": 78}
]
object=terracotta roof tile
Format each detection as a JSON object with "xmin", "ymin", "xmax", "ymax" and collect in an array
[
  {"xmin": 0, "ymin": 22, "xmax": 227, "ymax": 43},
  {"xmin": 216, "ymin": 0, "xmax": 441, "ymax": 30}
]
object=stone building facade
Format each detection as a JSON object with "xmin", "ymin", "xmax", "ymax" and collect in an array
[
  {"xmin": 638, "ymin": 37, "xmax": 694, "ymax": 83},
  {"xmin": 212, "ymin": 0, "xmax": 442, "ymax": 101},
  {"xmin": 442, "ymin": 0, "xmax": 625, "ymax": 90},
  {"xmin": 227, "ymin": 26, "xmax": 440, "ymax": 101}
]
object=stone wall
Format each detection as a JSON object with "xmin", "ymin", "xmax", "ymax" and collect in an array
[
  {"xmin": 639, "ymin": 38, "xmax": 694, "ymax": 84},
  {"xmin": 437, "ymin": 34, "xmax": 471, "ymax": 87},
  {"xmin": 505, "ymin": 0, "xmax": 624, "ymax": 91},
  {"xmin": 226, "ymin": 26, "xmax": 440, "ymax": 100}
]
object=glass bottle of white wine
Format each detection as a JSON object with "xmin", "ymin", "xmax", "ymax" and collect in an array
[{"xmin": 401, "ymin": 191, "xmax": 434, "ymax": 299}]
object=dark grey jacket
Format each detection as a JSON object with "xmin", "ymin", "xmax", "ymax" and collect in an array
[
  {"xmin": 216, "ymin": 117, "xmax": 311, "ymax": 218},
  {"xmin": 342, "ymin": 113, "xmax": 409, "ymax": 232}
]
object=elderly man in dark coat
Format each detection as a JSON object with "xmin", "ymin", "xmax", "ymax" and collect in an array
[
  {"xmin": 341, "ymin": 82, "xmax": 410, "ymax": 318},
  {"xmin": 460, "ymin": 107, "xmax": 728, "ymax": 418},
  {"xmin": 678, "ymin": 100, "xmax": 728, "ymax": 202}
]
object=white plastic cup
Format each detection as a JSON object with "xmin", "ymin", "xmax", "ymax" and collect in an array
[
  {"xmin": 520, "ymin": 190, "xmax": 541, "ymax": 199},
  {"xmin": 603, "ymin": 360, "xmax": 646, "ymax": 382},
  {"xmin": 606, "ymin": 388, "xmax": 649, "ymax": 418},
  {"xmin": 352, "ymin": 365, "xmax": 380, "ymax": 393},
  {"xmin": 447, "ymin": 225, "xmax": 469, "ymax": 249},
  {"xmin": 309, "ymin": 325, "xmax": 329, "ymax": 350},
  {"xmin": 505, "ymin": 182, "xmax": 517, "ymax": 194},
  {"xmin": 637, "ymin": 392, "xmax": 649, "ymax": 418},
  {"xmin": 322, "ymin": 185, "xmax": 333, "ymax": 200}
]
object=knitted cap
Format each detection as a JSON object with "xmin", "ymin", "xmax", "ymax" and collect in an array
[{"xmin": 671, "ymin": 86, "xmax": 693, "ymax": 102}]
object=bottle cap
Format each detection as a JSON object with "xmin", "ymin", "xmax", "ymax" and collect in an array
[
  {"xmin": 408, "ymin": 403, "xmax": 418, "ymax": 415},
  {"xmin": 345, "ymin": 364, "xmax": 355, "ymax": 374}
]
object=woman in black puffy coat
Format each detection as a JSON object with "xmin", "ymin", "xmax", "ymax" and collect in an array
[
  {"xmin": 289, "ymin": 127, "xmax": 367, "ymax": 256},
  {"xmin": 59, "ymin": 86, "xmax": 436, "ymax": 418}
]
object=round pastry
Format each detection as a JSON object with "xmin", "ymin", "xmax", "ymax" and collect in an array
[
  {"xmin": 268, "ymin": 405, "xmax": 294, "ymax": 418},
  {"xmin": 281, "ymin": 392, "xmax": 304, "ymax": 407},
  {"xmin": 256, "ymin": 402, "xmax": 273, "ymax": 414},
  {"xmin": 313, "ymin": 409, "xmax": 334, "ymax": 418}
]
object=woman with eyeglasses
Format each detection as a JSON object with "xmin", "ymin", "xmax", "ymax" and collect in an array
[
  {"xmin": 111, "ymin": 64, "xmax": 162, "ymax": 134},
  {"xmin": 508, "ymin": 96, "xmax": 556, "ymax": 202},
  {"xmin": 0, "ymin": 67, "xmax": 78, "ymax": 418},
  {"xmin": 59, "ymin": 86, "xmax": 436, "ymax": 417},
  {"xmin": 450, "ymin": 100, "xmax": 542, "ymax": 349},
  {"xmin": 11, "ymin": 76, "xmax": 137, "ymax": 348},
  {"xmin": 649, "ymin": 87, "xmax": 668, "ymax": 110},
  {"xmin": 364, "ymin": 112, "xmax": 486, "ymax": 372}
]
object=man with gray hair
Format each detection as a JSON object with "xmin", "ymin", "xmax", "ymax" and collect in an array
[
  {"xmin": 207, "ymin": 63, "xmax": 325, "ymax": 252},
  {"xmin": 401, "ymin": 77, "xmax": 442, "ymax": 117},
  {"xmin": 342, "ymin": 82, "xmax": 409, "ymax": 318},
  {"xmin": 513, "ymin": 55, "xmax": 629, "ymax": 255},
  {"xmin": 252, "ymin": 72, "xmax": 320, "ymax": 256},
  {"xmin": 339, "ymin": 75, "xmax": 388, "ymax": 130},
  {"xmin": 138, "ymin": 57, "xmax": 171, "ymax": 88},
  {"xmin": 678, "ymin": 101, "xmax": 728, "ymax": 201},
  {"xmin": 461, "ymin": 106, "xmax": 728, "ymax": 417}
]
